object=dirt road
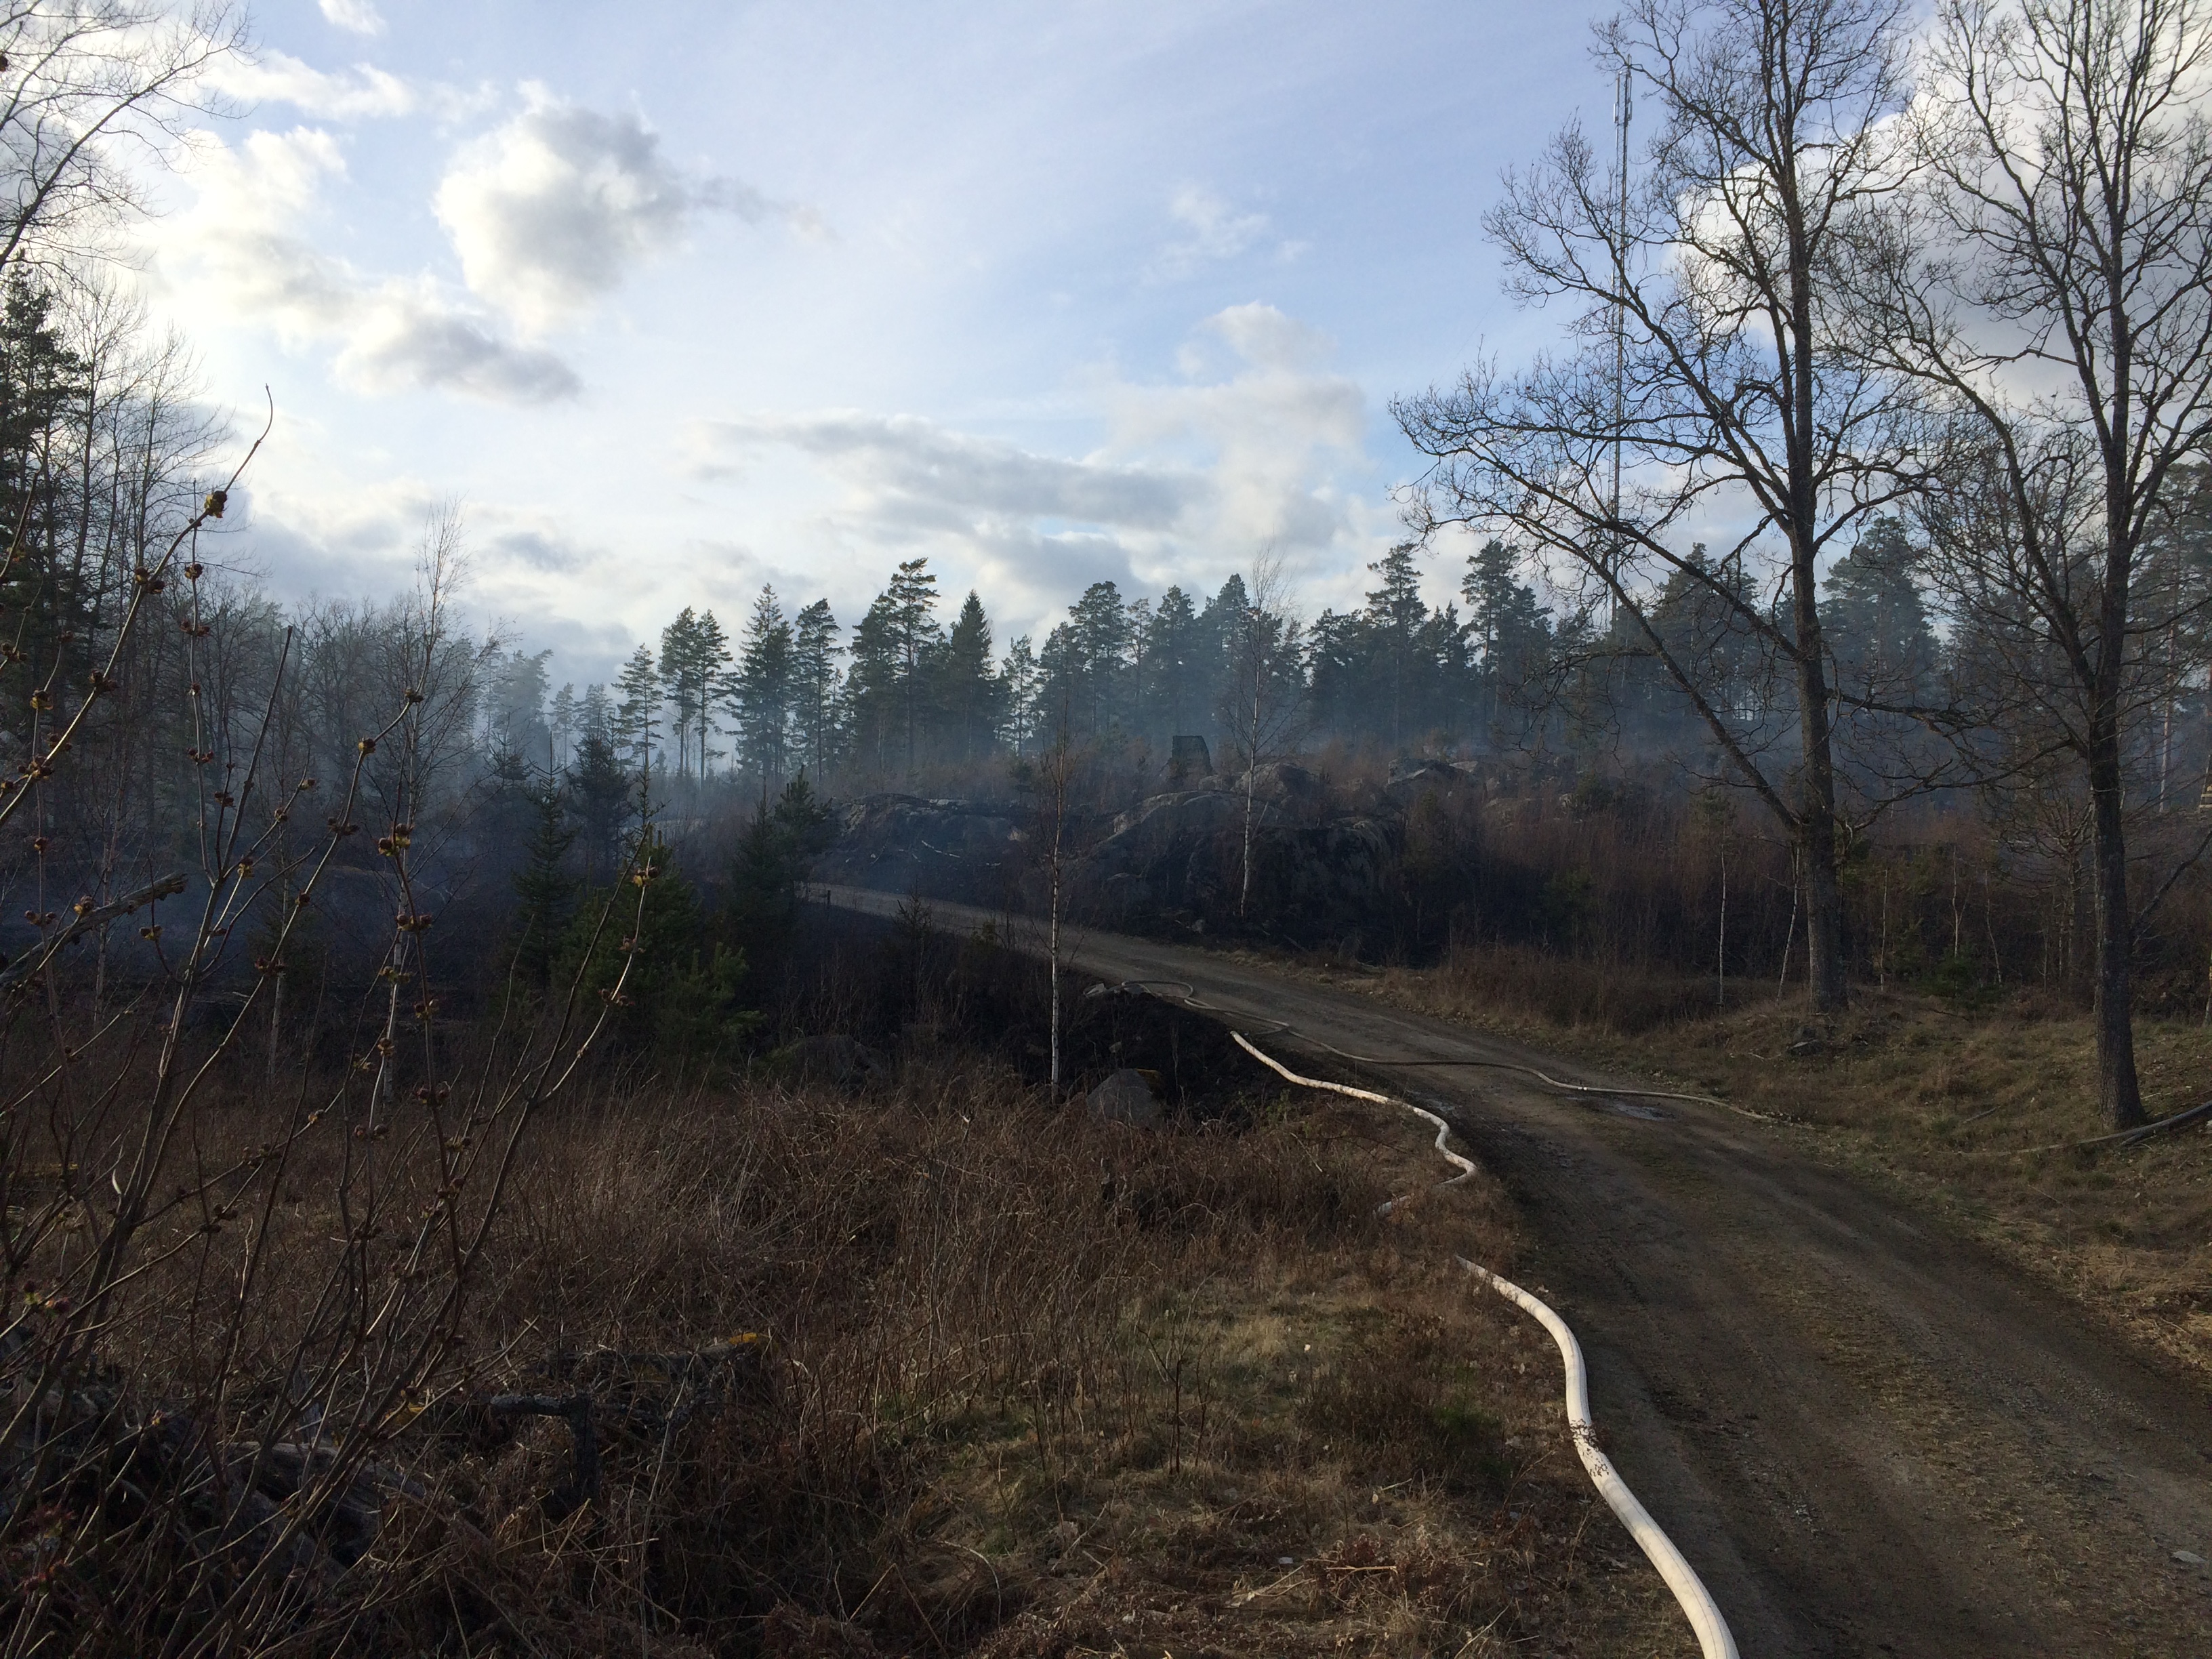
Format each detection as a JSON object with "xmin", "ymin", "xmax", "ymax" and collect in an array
[{"xmin": 825, "ymin": 888, "xmax": 2212, "ymax": 1656}]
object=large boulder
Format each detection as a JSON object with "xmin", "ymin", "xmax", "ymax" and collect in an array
[
  {"xmin": 1382, "ymin": 758, "xmax": 1481, "ymax": 809},
  {"xmin": 1086, "ymin": 1068, "xmax": 1164, "ymax": 1128},
  {"xmin": 1244, "ymin": 817, "xmax": 1397, "ymax": 924},
  {"xmin": 813, "ymin": 795, "xmax": 1025, "ymax": 903},
  {"xmin": 1097, "ymin": 790, "xmax": 1258, "ymax": 857},
  {"xmin": 1081, "ymin": 790, "xmax": 1258, "ymax": 915},
  {"xmin": 1220, "ymin": 760, "xmax": 1325, "ymax": 808}
]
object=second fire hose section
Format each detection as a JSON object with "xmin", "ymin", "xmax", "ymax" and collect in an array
[{"xmin": 1222, "ymin": 1027, "xmax": 1740, "ymax": 1659}]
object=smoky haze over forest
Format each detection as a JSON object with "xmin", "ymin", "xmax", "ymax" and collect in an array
[{"xmin": 4, "ymin": 1, "xmax": 2212, "ymax": 1654}]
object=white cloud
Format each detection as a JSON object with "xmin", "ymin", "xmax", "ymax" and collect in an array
[
  {"xmin": 690, "ymin": 304, "xmax": 1376, "ymax": 627},
  {"xmin": 436, "ymin": 87, "xmax": 806, "ymax": 333},
  {"xmin": 1105, "ymin": 303, "xmax": 1366, "ymax": 562},
  {"xmin": 1201, "ymin": 301, "xmax": 1332, "ymax": 371},
  {"xmin": 698, "ymin": 411, "xmax": 1197, "ymax": 529},
  {"xmin": 335, "ymin": 279, "xmax": 580, "ymax": 401},
  {"xmin": 213, "ymin": 51, "xmax": 413, "ymax": 118},
  {"xmin": 319, "ymin": 0, "xmax": 386, "ymax": 36},
  {"xmin": 1146, "ymin": 185, "xmax": 1271, "ymax": 282},
  {"xmin": 157, "ymin": 127, "xmax": 579, "ymax": 403},
  {"xmin": 209, "ymin": 50, "xmax": 495, "ymax": 123},
  {"xmin": 487, "ymin": 525, "xmax": 593, "ymax": 574}
]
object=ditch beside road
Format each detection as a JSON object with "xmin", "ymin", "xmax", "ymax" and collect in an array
[{"xmin": 825, "ymin": 886, "xmax": 2212, "ymax": 1658}]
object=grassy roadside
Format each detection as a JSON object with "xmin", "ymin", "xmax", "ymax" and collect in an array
[
  {"xmin": 919, "ymin": 1074, "xmax": 1700, "ymax": 1659},
  {"xmin": 1294, "ymin": 948, "xmax": 2212, "ymax": 1388},
  {"xmin": 142, "ymin": 1049, "xmax": 1698, "ymax": 1657}
]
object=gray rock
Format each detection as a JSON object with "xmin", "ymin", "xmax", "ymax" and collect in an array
[
  {"xmin": 1382, "ymin": 758, "xmax": 1479, "ymax": 807},
  {"xmin": 1229, "ymin": 760, "xmax": 1323, "ymax": 804},
  {"xmin": 2173, "ymin": 1549, "xmax": 2206, "ymax": 1567},
  {"xmin": 815, "ymin": 794, "xmax": 1020, "ymax": 902},
  {"xmin": 1087, "ymin": 1067, "xmax": 1164, "ymax": 1128}
]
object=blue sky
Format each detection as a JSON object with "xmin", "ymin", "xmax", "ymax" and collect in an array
[{"xmin": 143, "ymin": 0, "xmax": 1613, "ymax": 685}]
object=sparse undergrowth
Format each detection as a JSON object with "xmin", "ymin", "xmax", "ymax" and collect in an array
[
  {"xmin": 438, "ymin": 1064, "xmax": 1696, "ymax": 1656},
  {"xmin": 1326, "ymin": 945, "xmax": 2212, "ymax": 1387},
  {"xmin": 43, "ymin": 1050, "xmax": 1698, "ymax": 1657}
]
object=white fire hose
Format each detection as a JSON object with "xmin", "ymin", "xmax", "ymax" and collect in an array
[{"xmin": 1229, "ymin": 1030, "xmax": 1740, "ymax": 1659}]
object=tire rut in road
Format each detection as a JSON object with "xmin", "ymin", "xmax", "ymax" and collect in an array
[{"xmin": 1456, "ymin": 1071, "xmax": 2212, "ymax": 1656}]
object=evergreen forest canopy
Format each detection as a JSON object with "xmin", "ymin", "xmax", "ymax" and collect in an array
[{"xmin": 525, "ymin": 518, "xmax": 2056, "ymax": 797}]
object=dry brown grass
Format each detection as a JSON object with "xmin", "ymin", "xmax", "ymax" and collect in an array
[
  {"xmin": 1340, "ymin": 947, "xmax": 2212, "ymax": 1387},
  {"xmin": 30, "ymin": 1050, "xmax": 1699, "ymax": 1656},
  {"xmin": 419, "ymin": 1065, "xmax": 1697, "ymax": 1656},
  {"xmin": 1408, "ymin": 943, "xmax": 1728, "ymax": 1036}
]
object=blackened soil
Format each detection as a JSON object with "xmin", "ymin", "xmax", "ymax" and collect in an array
[{"xmin": 769, "ymin": 899, "xmax": 1289, "ymax": 1121}]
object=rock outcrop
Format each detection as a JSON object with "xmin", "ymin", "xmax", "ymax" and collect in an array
[
  {"xmin": 818, "ymin": 767, "xmax": 1438, "ymax": 944},
  {"xmin": 813, "ymin": 796, "xmax": 1027, "ymax": 905},
  {"xmin": 1086, "ymin": 1067, "xmax": 1164, "ymax": 1128}
]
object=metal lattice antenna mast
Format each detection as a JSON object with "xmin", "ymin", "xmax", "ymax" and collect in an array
[{"xmin": 1610, "ymin": 60, "xmax": 1632, "ymax": 628}]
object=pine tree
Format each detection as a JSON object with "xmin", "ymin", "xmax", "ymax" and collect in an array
[
  {"xmin": 614, "ymin": 644, "xmax": 662, "ymax": 775},
  {"xmin": 1462, "ymin": 540, "xmax": 1553, "ymax": 740},
  {"xmin": 1822, "ymin": 517, "xmax": 1938, "ymax": 704},
  {"xmin": 1195, "ymin": 574, "xmax": 1251, "ymax": 747},
  {"xmin": 658, "ymin": 609, "xmax": 698, "ymax": 776},
  {"xmin": 554, "ymin": 826, "xmax": 750, "ymax": 1059},
  {"xmin": 723, "ymin": 773, "xmax": 837, "ymax": 995},
  {"xmin": 792, "ymin": 598, "xmax": 842, "ymax": 776},
  {"xmin": 733, "ymin": 586, "xmax": 796, "ymax": 788},
  {"xmin": 1067, "ymin": 580, "xmax": 1134, "ymax": 735},
  {"xmin": 548, "ymin": 682, "xmax": 577, "ymax": 769},
  {"xmin": 1364, "ymin": 543, "xmax": 1432, "ymax": 750},
  {"xmin": 568, "ymin": 726, "xmax": 631, "ymax": 880},
  {"xmin": 1137, "ymin": 586, "xmax": 1207, "ymax": 741},
  {"xmin": 1305, "ymin": 608, "xmax": 1368, "ymax": 739},
  {"xmin": 1641, "ymin": 546, "xmax": 1765, "ymax": 741},
  {"xmin": 511, "ymin": 778, "xmax": 578, "ymax": 987},
  {"xmin": 885, "ymin": 558, "xmax": 941, "ymax": 771},
  {"xmin": 485, "ymin": 649, "xmax": 554, "ymax": 769},
  {"xmin": 1000, "ymin": 635, "xmax": 1039, "ymax": 754},
  {"xmin": 657, "ymin": 609, "xmax": 727, "ymax": 777},
  {"xmin": 937, "ymin": 591, "xmax": 1003, "ymax": 762},
  {"xmin": 844, "ymin": 560, "xmax": 940, "ymax": 775},
  {"xmin": 844, "ymin": 592, "xmax": 901, "ymax": 775},
  {"xmin": 1822, "ymin": 516, "xmax": 1944, "ymax": 787},
  {"xmin": 1122, "ymin": 595, "xmax": 1151, "ymax": 734},
  {"xmin": 577, "ymin": 682, "xmax": 614, "ymax": 747},
  {"xmin": 693, "ymin": 610, "xmax": 730, "ymax": 773},
  {"xmin": 0, "ymin": 276, "xmax": 92, "ymax": 731}
]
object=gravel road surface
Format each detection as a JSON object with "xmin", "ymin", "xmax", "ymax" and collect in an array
[{"xmin": 825, "ymin": 887, "xmax": 2212, "ymax": 1656}]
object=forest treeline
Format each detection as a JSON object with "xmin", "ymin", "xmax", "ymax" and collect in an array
[
  {"xmin": 548, "ymin": 502, "xmax": 2209, "ymax": 803},
  {"xmin": 0, "ymin": 0, "xmax": 2207, "ymax": 1107},
  {"xmin": 8, "ymin": 241, "xmax": 2212, "ymax": 1043}
]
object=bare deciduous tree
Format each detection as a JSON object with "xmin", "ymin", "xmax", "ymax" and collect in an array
[
  {"xmin": 1853, "ymin": 0, "xmax": 2212, "ymax": 1127},
  {"xmin": 1218, "ymin": 552, "xmax": 1307, "ymax": 918},
  {"xmin": 1398, "ymin": 0, "xmax": 1927, "ymax": 1010},
  {"xmin": 0, "ymin": 1, "xmax": 245, "ymax": 272}
]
